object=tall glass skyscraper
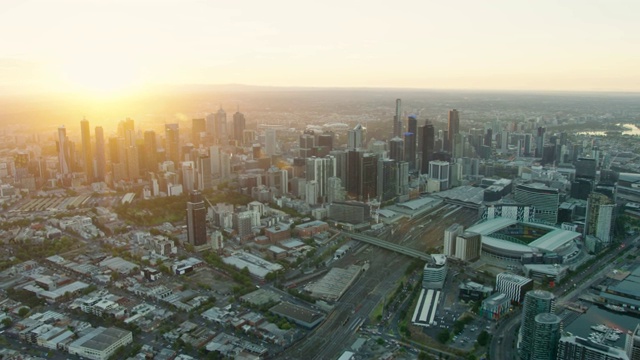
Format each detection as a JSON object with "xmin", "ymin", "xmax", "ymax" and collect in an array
[{"xmin": 519, "ymin": 290, "xmax": 556, "ymax": 360}]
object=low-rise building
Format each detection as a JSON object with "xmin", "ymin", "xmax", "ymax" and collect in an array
[
  {"xmin": 480, "ymin": 292, "xmax": 511, "ymax": 320},
  {"xmin": 68, "ymin": 327, "xmax": 133, "ymax": 360}
]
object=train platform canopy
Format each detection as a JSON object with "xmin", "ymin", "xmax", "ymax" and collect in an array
[{"xmin": 433, "ymin": 186, "xmax": 485, "ymax": 208}]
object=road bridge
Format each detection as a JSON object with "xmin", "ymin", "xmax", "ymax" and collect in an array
[{"xmin": 344, "ymin": 231, "xmax": 432, "ymax": 262}]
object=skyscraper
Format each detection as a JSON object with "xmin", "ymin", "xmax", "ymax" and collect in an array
[
  {"xmin": 192, "ymin": 118, "xmax": 206, "ymax": 146},
  {"xmin": 428, "ymin": 161, "xmax": 450, "ymax": 191},
  {"xmin": 95, "ymin": 126, "xmax": 106, "ymax": 182},
  {"xmin": 144, "ymin": 131, "xmax": 158, "ymax": 173},
  {"xmin": 233, "ymin": 108, "xmax": 246, "ymax": 144},
  {"xmin": 448, "ymin": 109, "xmax": 460, "ymax": 153},
  {"xmin": 305, "ymin": 156, "xmax": 336, "ymax": 201},
  {"xmin": 57, "ymin": 126, "xmax": 71, "ymax": 176},
  {"xmin": 393, "ymin": 98, "xmax": 402, "ymax": 138},
  {"xmin": 265, "ymin": 129, "xmax": 277, "ymax": 156},
  {"xmin": 403, "ymin": 131, "xmax": 416, "ymax": 170},
  {"xmin": 80, "ymin": 118, "xmax": 93, "ymax": 183},
  {"xmin": 186, "ymin": 191, "xmax": 207, "ymax": 246},
  {"xmin": 348, "ymin": 123, "xmax": 365, "ymax": 150},
  {"xmin": 215, "ymin": 106, "xmax": 227, "ymax": 141},
  {"xmin": 389, "ymin": 137, "xmax": 404, "ymax": 162},
  {"xmin": 419, "ymin": 122, "xmax": 435, "ymax": 175},
  {"xmin": 165, "ymin": 123, "xmax": 180, "ymax": 167},
  {"xmin": 585, "ymin": 192, "xmax": 615, "ymax": 245},
  {"xmin": 536, "ymin": 127, "xmax": 546, "ymax": 158},
  {"xmin": 519, "ymin": 290, "xmax": 556, "ymax": 360},
  {"xmin": 377, "ymin": 158, "xmax": 398, "ymax": 202},
  {"xmin": 532, "ymin": 313, "xmax": 562, "ymax": 360}
]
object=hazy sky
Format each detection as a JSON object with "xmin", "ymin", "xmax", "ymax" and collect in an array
[{"xmin": 1, "ymin": 0, "xmax": 639, "ymax": 94}]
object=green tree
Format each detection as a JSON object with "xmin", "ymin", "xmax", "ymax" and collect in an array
[
  {"xmin": 477, "ymin": 330, "xmax": 491, "ymax": 346},
  {"xmin": 18, "ymin": 307, "xmax": 30, "ymax": 317},
  {"xmin": 437, "ymin": 329, "xmax": 450, "ymax": 344},
  {"xmin": 1, "ymin": 317, "xmax": 12, "ymax": 328}
]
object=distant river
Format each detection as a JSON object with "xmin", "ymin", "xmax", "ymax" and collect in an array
[
  {"xmin": 564, "ymin": 304, "xmax": 640, "ymax": 349},
  {"xmin": 577, "ymin": 123, "xmax": 640, "ymax": 136}
]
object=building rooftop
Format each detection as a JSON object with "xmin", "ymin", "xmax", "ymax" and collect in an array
[
  {"xmin": 269, "ymin": 302, "xmax": 324, "ymax": 325},
  {"xmin": 433, "ymin": 185, "xmax": 485, "ymax": 206},
  {"xmin": 467, "ymin": 218, "xmax": 518, "ymax": 235},
  {"xmin": 397, "ymin": 197, "xmax": 439, "ymax": 211},
  {"xmin": 70, "ymin": 326, "xmax": 131, "ymax": 352},
  {"xmin": 528, "ymin": 228, "xmax": 581, "ymax": 252},
  {"xmin": 483, "ymin": 292, "xmax": 509, "ymax": 306}
]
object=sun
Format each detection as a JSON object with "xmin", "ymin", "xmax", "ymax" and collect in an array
[{"xmin": 58, "ymin": 55, "xmax": 142, "ymax": 97}]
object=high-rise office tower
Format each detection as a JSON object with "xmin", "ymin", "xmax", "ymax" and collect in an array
[
  {"xmin": 407, "ymin": 115, "xmax": 417, "ymax": 137},
  {"xmin": 404, "ymin": 131, "xmax": 416, "ymax": 170},
  {"xmin": 348, "ymin": 123, "xmax": 365, "ymax": 150},
  {"xmin": 233, "ymin": 108, "xmax": 246, "ymax": 144},
  {"xmin": 346, "ymin": 150, "xmax": 378, "ymax": 200},
  {"xmin": 215, "ymin": 106, "xmax": 227, "ymax": 141},
  {"xmin": 186, "ymin": 191, "xmax": 207, "ymax": 247},
  {"xmin": 531, "ymin": 313, "xmax": 562, "ymax": 360},
  {"xmin": 393, "ymin": 99, "xmax": 402, "ymax": 138},
  {"xmin": 389, "ymin": 137, "xmax": 404, "ymax": 162},
  {"xmin": 197, "ymin": 155, "xmax": 212, "ymax": 191},
  {"xmin": 575, "ymin": 157, "xmax": 597, "ymax": 180},
  {"xmin": 144, "ymin": 131, "xmax": 158, "ymax": 173},
  {"xmin": 428, "ymin": 161, "xmax": 450, "ymax": 191},
  {"xmin": 377, "ymin": 158, "xmax": 398, "ymax": 202},
  {"xmin": 57, "ymin": 126, "xmax": 71, "ymax": 176},
  {"xmin": 95, "ymin": 126, "xmax": 106, "ymax": 182},
  {"xmin": 419, "ymin": 123, "xmax": 435, "ymax": 175},
  {"xmin": 299, "ymin": 132, "xmax": 316, "ymax": 158},
  {"xmin": 448, "ymin": 109, "xmax": 460, "ymax": 153},
  {"xmin": 209, "ymin": 146, "xmax": 221, "ymax": 178},
  {"xmin": 536, "ymin": 127, "xmax": 546, "ymax": 157},
  {"xmin": 265, "ymin": 129, "xmax": 277, "ymax": 156},
  {"xmin": 125, "ymin": 144, "xmax": 140, "ymax": 180},
  {"xmin": 109, "ymin": 136, "xmax": 126, "ymax": 182},
  {"xmin": 519, "ymin": 290, "xmax": 556, "ymax": 360},
  {"xmin": 182, "ymin": 161, "xmax": 196, "ymax": 193},
  {"xmin": 80, "ymin": 118, "xmax": 93, "ymax": 183},
  {"xmin": 524, "ymin": 133, "xmax": 532, "ymax": 156},
  {"xmin": 327, "ymin": 176, "xmax": 345, "ymax": 203},
  {"xmin": 484, "ymin": 129, "xmax": 493, "ymax": 147},
  {"xmin": 266, "ymin": 166, "xmax": 288, "ymax": 196},
  {"xmin": 500, "ymin": 130, "xmax": 509, "ymax": 153},
  {"xmin": 117, "ymin": 118, "xmax": 135, "ymax": 138},
  {"xmin": 192, "ymin": 118, "xmax": 206, "ymax": 146},
  {"xmin": 452, "ymin": 133, "xmax": 465, "ymax": 159},
  {"xmin": 165, "ymin": 123, "xmax": 180, "ymax": 167}
]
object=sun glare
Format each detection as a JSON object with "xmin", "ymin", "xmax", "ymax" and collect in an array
[{"xmin": 59, "ymin": 56, "xmax": 142, "ymax": 97}]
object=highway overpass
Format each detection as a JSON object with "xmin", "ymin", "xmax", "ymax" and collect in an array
[{"xmin": 344, "ymin": 231, "xmax": 432, "ymax": 262}]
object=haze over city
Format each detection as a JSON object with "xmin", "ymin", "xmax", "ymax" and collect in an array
[
  {"xmin": 1, "ymin": 0, "xmax": 640, "ymax": 97},
  {"xmin": 2, "ymin": 1, "xmax": 640, "ymax": 360}
]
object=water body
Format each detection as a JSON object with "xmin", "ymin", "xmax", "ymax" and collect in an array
[
  {"xmin": 564, "ymin": 304, "xmax": 640, "ymax": 349},
  {"xmin": 577, "ymin": 123, "xmax": 640, "ymax": 136}
]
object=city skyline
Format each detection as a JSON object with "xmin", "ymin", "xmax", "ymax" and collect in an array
[{"xmin": 1, "ymin": 0, "xmax": 640, "ymax": 97}]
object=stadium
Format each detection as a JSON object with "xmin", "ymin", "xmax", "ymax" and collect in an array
[{"xmin": 467, "ymin": 217, "xmax": 584, "ymax": 264}]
